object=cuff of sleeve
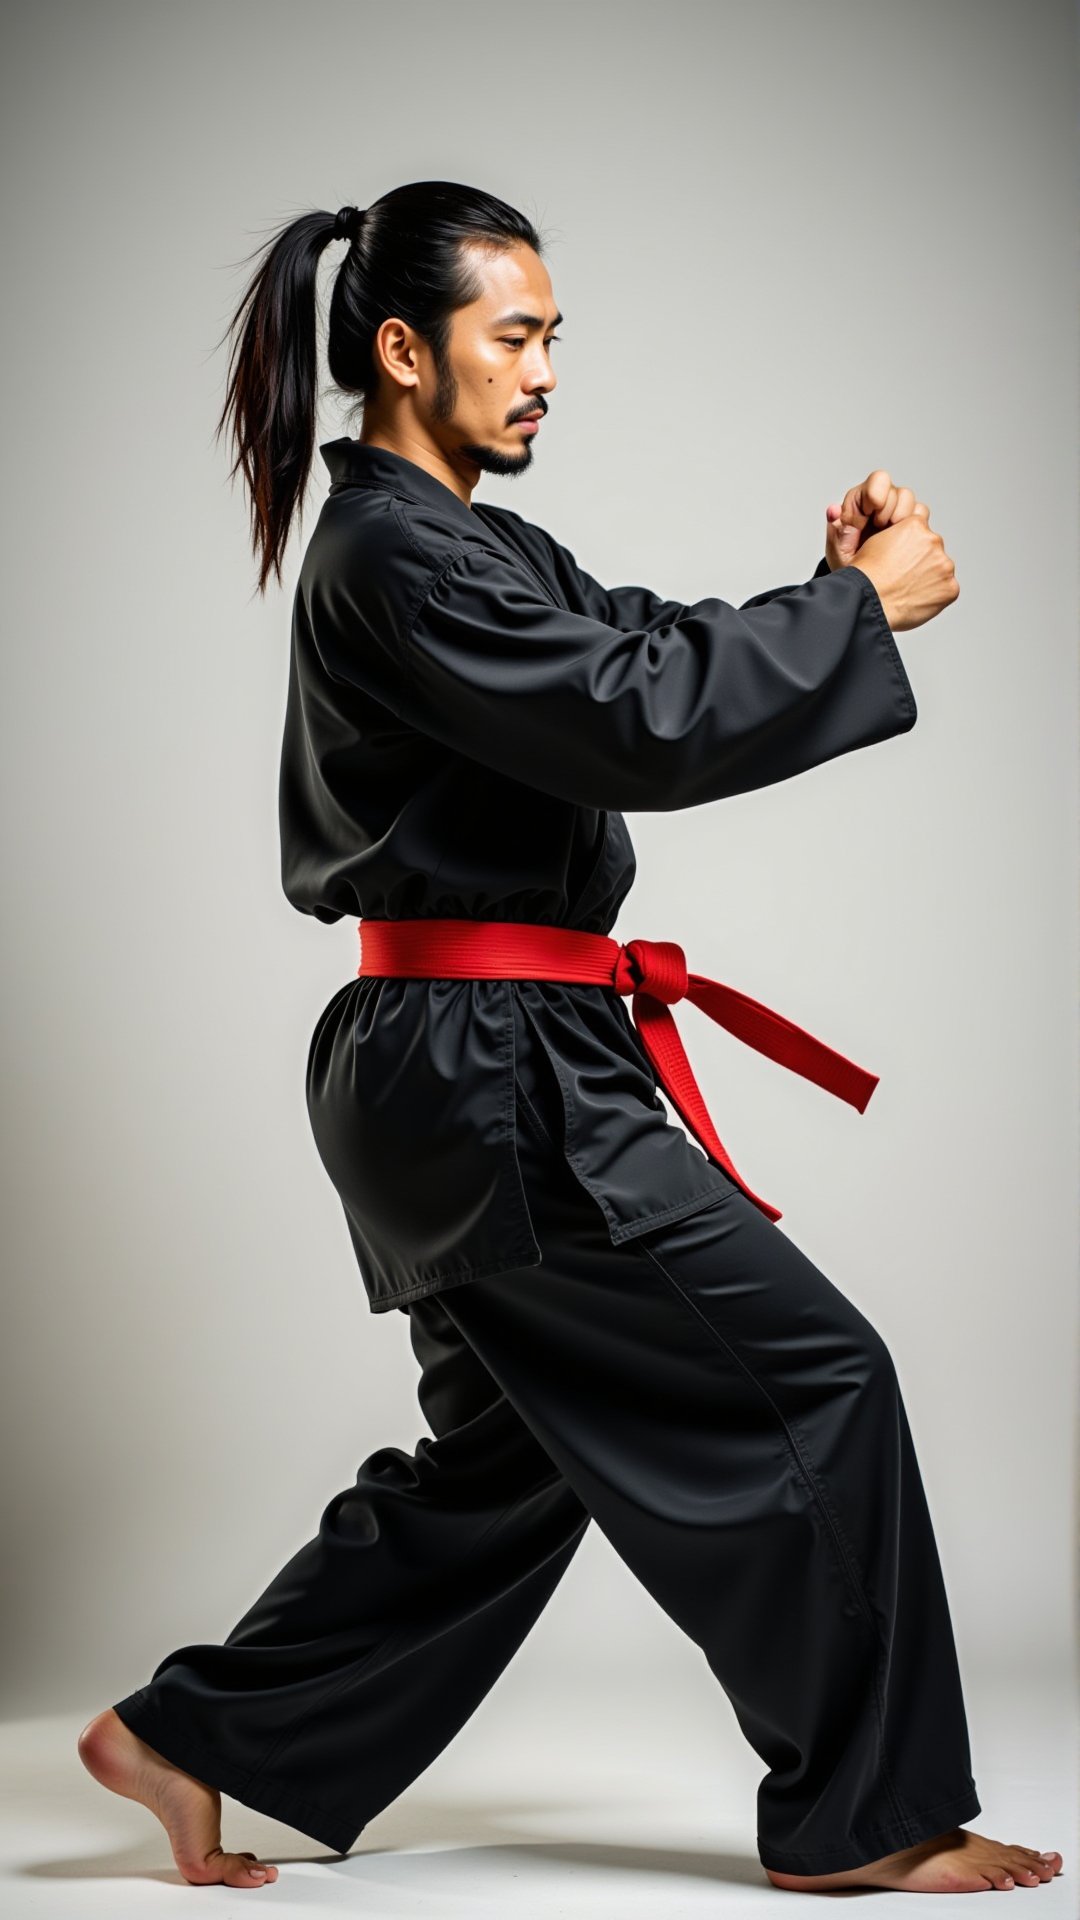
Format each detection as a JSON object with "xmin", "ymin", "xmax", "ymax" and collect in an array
[
  {"xmin": 847, "ymin": 562, "xmax": 917, "ymax": 727},
  {"xmin": 810, "ymin": 556, "xmax": 915, "ymax": 728}
]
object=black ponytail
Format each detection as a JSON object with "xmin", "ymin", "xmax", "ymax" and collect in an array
[{"xmin": 213, "ymin": 181, "xmax": 547, "ymax": 596}]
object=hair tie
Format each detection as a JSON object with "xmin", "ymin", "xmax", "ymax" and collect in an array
[{"xmin": 332, "ymin": 204, "xmax": 365, "ymax": 244}]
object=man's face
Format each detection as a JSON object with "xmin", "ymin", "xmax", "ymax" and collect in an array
[{"xmin": 426, "ymin": 241, "xmax": 561, "ymax": 479}]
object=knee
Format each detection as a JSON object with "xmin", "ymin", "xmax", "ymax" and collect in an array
[{"xmin": 815, "ymin": 1280, "xmax": 899, "ymax": 1398}]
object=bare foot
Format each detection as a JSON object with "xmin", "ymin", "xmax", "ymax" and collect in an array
[
  {"xmin": 78, "ymin": 1707, "xmax": 280, "ymax": 1888},
  {"xmin": 765, "ymin": 1824, "xmax": 1063, "ymax": 1892}
]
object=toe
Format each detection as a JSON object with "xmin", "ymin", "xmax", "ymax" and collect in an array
[
  {"xmin": 1015, "ymin": 1845, "xmax": 1052, "ymax": 1861},
  {"xmin": 177, "ymin": 1847, "xmax": 278, "ymax": 1888},
  {"xmin": 985, "ymin": 1867, "xmax": 1015, "ymax": 1890},
  {"xmin": 223, "ymin": 1852, "xmax": 277, "ymax": 1887}
]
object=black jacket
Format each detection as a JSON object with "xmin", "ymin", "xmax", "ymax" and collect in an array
[{"xmin": 279, "ymin": 438, "xmax": 917, "ymax": 1313}]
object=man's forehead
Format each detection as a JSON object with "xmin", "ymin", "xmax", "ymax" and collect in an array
[{"xmin": 463, "ymin": 245, "xmax": 559, "ymax": 325}]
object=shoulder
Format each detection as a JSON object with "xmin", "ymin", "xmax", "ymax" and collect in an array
[
  {"xmin": 473, "ymin": 499, "xmax": 567, "ymax": 558},
  {"xmin": 299, "ymin": 486, "xmax": 581, "ymax": 650},
  {"xmin": 300, "ymin": 487, "xmax": 467, "ymax": 639},
  {"xmin": 470, "ymin": 500, "xmax": 591, "ymax": 597}
]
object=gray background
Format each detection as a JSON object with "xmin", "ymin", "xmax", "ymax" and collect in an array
[{"xmin": 2, "ymin": 0, "xmax": 1075, "ymax": 1833}]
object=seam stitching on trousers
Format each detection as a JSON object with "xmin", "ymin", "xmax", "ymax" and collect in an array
[
  {"xmin": 628, "ymin": 1230, "xmax": 918, "ymax": 1843},
  {"xmin": 756, "ymin": 1782, "xmax": 980, "ymax": 1868},
  {"xmin": 123, "ymin": 1701, "xmax": 361, "ymax": 1838},
  {"xmin": 238, "ymin": 1466, "xmax": 575, "ymax": 1803}
]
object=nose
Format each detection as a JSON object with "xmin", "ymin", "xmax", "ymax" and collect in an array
[
  {"xmin": 525, "ymin": 382, "xmax": 555, "ymax": 417},
  {"xmin": 529, "ymin": 349, "xmax": 557, "ymax": 397}
]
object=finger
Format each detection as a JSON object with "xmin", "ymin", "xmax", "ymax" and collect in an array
[
  {"xmin": 844, "ymin": 470, "xmax": 894, "ymax": 532},
  {"xmin": 857, "ymin": 470, "xmax": 895, "ymax": 521},
  {"xmin": 885, "ymin": 487, "xmax": 918, "ymax": 523},
  {"xmin": 867, "ymin": 484, "xmax": 904, "ymax": 526},
  {"xmin": 840, "ymin": 482, "xmax": 871, "ymax": 533}
]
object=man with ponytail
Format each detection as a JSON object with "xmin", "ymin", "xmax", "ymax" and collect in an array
[{"xmin": 79, "ymin": 180, "xmax": 1061, "ymax": 1896}]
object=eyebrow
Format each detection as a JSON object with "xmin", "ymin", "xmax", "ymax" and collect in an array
[{"xmin": 490, "ymin": 310, "xmax": 564, "ymax": 330}]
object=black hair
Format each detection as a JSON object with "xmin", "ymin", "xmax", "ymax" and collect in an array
[{"xmin": 213, "ymin": 180, "xmax": 548, "ymax": 595}]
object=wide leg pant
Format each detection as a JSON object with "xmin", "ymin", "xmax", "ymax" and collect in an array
[{"xmin": 111, "ymin": 1005, "xmax": 981, "ymax": 1875}]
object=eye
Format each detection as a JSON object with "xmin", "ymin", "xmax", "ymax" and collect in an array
[{"xmin": 502, "ymin": 336, "xmax": 562, "ymax": 349}]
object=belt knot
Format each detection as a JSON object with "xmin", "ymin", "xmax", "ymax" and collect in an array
[{"xmin": 614, "ymin": 937, "xmax": 688, "ymax": 1006}]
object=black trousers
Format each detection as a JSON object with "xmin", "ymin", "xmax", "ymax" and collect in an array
[{"xmin": 111, "ymin": 1006, "xmax": 981, "ymax": 1875}]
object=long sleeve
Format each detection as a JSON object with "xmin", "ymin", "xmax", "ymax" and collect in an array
[
  {"xmin": 578, "ymin": 560, "xmax": 833, "ymax": 623},
  {"xmin": 398, "ymin": 542, "xmax": 916, "ymax": 813},
  {"xmin": 526, "ymin": 518, "xmax": 835, "ymax": 626},
  {"xmin": 735, "ymin": 552, "xmax": 833, "ymax": 608}
]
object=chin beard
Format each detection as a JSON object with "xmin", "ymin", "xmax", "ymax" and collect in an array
[{"xmin": 457, "ymin": 438, "xmax": 536, "ymax": 478}]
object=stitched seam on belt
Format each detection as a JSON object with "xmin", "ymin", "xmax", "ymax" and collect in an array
[{"xmin": 626, "ymin": 1230, "xmax": 918, "ymax": 1842}]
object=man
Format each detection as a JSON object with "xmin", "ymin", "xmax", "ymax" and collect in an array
[{"xmin": 80, "ymin": 195, "xmax": 1061, "ymax": 1895}]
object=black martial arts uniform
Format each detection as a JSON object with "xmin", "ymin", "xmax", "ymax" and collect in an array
[{"xmin": 111, "ymin": 439, "xmax": 981, "ymax": 1872}]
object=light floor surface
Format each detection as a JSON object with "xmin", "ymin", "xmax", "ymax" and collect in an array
[{"xmin": 2, "ymin": 1669, "xmax": 1074, "ymax": 1917}]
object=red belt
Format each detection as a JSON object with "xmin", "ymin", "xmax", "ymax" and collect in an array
[{"xmin": 356, "ymin": 917, "xmax": 879, "ymax": 1223}]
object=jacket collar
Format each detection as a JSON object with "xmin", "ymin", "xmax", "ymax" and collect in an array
[{"xmin": 319, "ymin": 437, "xmax": 480, "ymax": 534}]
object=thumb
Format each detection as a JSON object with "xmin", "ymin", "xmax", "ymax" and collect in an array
[{"xmin": 825, "ymin": 503, "xmax": 863, "ymax": 561}]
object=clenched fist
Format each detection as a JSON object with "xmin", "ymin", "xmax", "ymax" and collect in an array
[{"xmin": 822, "ymin": 469, "xmax": 959, "ymax": 633}]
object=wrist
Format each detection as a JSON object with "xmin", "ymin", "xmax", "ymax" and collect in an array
[{"xmin": 850, "ymin": 562, "xmax": 895, "ymax": 630}]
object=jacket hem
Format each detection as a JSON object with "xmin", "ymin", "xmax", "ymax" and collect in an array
[
  {"xmin": 606, "ymin": 1179, "xmax": 743, "ymax": 1242},
  {"xmin": 365, "ymin": 1236, "xmax": 543, "ymax": 1313},
  {"xmin": 514, "ymin": 990, "xmax": 744, "ymax": 1248}
]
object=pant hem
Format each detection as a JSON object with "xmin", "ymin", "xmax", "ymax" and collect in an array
[
  {"xmin": 757, "ymin": 1781, "xmax": 982, "ymax": 1875},
  {"xmin": 111, "ymin": 1689, "xmax": 365, "ymax": 1858}
]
